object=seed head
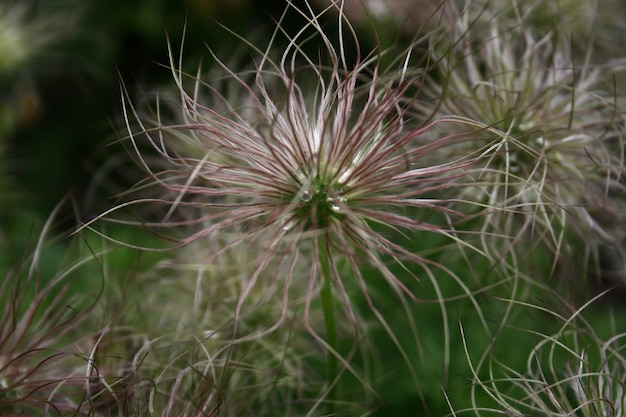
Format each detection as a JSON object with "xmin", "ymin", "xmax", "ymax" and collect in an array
[
  {"xmin": 422, "ymin": 12, "xmax": 625, "ymax": 280},
  {"xmin": 99, "ymin": 2, "xmax": 494, "ymax": 339}
]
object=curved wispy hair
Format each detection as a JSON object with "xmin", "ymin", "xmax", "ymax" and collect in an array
[
  {"xmin": 421, "ymin": 9, "xmax": 625, "ymax": 282},
  {"xmin": 455, "ymin": 290, "xmax": 626, "ymax": 417},
  {"xmin": 0, "ymin": 0, "xmax": 79, "ymax": 80},
  {"xmin": 0, "ymin": 202, "xmax": 107, "ymax": 415}
]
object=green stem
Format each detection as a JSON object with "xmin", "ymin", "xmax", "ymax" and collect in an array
[{"xmin": 318, "ymin": 233, "xmax": 338, "ymax": 415}]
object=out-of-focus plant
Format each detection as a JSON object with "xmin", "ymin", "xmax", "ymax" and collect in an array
[
  {"xmin": 0, "ymin": 0, "xmax": 81, "ymax": 134},
  {"xmin": 111, "ymin": 241, "xmax": 356, "ymax": 417},
  {"xmin": 0, "ymin": 202, "xmax": 108, "ymax": 415},
  {"xmin": 312, "ymin": 0, "xmax": 626, "ymax": 58},
  {"xmin": 0, "ymin": 0, "xmax": 85, "ymax": 226},
  {"xmin": 464, "ymin": 0, "xmax": 626, "ymax": 60},
  {"xmin": 418, "ymin": 1, "xmax": 625, "ymax": 290}
]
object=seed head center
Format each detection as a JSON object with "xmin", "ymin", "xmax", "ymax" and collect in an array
[{"xmin": 297, "ymin": 177, "xmax": 346, "ymax": 230}]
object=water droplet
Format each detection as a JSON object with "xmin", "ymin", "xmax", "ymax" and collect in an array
[
  {"xmin": 328, "ymin": 195, "xmax": 347, "ymax": 212},
  {"xmin": 301, "ymin": 188, "xmax": 313, "ymax": 202}
]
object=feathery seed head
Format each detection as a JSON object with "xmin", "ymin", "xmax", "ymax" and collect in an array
[
  {"xmin": 422, "ymin": 12, "xmax": 626, "ymax": 280},
  {"xmin": 108, "ymin": 1, "xmax": 488, "ymax": 309},
  {"xmin": 88, "ymin": 10, "xmax": 503, "ymax": 411}
]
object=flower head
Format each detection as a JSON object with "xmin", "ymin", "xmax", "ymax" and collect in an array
[
  {"xmin": 73, "ymin": 4, "xmax": 543, "ymax": 415},
  {"xmin": 80, "ymin": 5, "xmax": 505, "ymax": 414},
  {"xmin": 422, "ymin": 9, "xmax": 625, "ymax": 282},
  {"xmin": 103, "ymin": 1, "xmax": 490, "ymax": 314}
]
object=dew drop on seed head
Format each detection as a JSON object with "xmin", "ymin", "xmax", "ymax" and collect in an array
[
  {"xmin": 301, "ymin": 188, "xmax": 313, "ymax": 202},
  {"xmin": 328, "ymin": 195, "xmax": 346, "ymax": 212}
]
